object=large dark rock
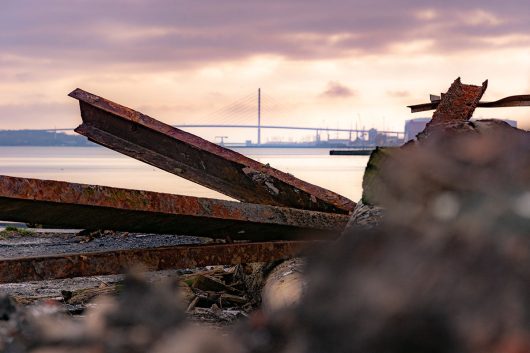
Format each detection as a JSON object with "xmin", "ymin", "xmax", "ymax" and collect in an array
[{"xmin": 243, "ymin": 129, "xmax": 530, "ymax": 353}]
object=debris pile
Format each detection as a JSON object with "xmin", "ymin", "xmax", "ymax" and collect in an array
[{"xmin": 1, "ymin": 78, "xmax": 530, "ymax": 352}]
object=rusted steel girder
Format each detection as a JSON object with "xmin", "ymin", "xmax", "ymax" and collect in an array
[
  {"xmin": 417, "ymin": 78, "xmax": 488, "ymax": 140},
  {"xmin": 0, "ymin": 175, "xmax": 348, "ymax": 241},
  {"xmin": 0, "ymin": 241, "xmax": 313, "ymax": 283},
  {"xmin": 429, "ymin": 78, "xmax": 488, "ymax": 125},
  {"xmin": 69, "ymin": 89, "xmax": 355, "ymax": 214}
]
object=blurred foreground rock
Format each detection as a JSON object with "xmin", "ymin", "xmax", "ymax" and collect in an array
[{"xmin": 241, "ymin": 128, "xmax": 530, "ymax": 353}]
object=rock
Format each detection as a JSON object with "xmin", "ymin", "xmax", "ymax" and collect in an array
[
  {"xmin": 151, "ymin": 326, "xmax": 243, "ymax": 353},
  {"xmin": 344, "ymin": 201, "xmax": 384, "ymax": 231},
  {"xmin": 361, "ymin": 147, "xmax": 396, "ymax": 206},
  {"xmin": 261, "ymin": 258, "xmax": 305, "ymax": 312},
  {"xmin": 240, "ymin": 128, "xmax": 530, "ymax": 353}
]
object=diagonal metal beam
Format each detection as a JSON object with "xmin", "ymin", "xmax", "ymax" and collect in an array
[
  {"xmin": 69, "ymin": 89, "xmax": 355, "ymax": 214},
  {"xmin": 0, "ymin": 175, "xmax": 348, "ymax": 241},
  {"xmin": 408, "ymin": 92, "xmax": 530, "ymax": 113},
  {"xmin": 0, "ymin": 241, "xmax": 314, "ymax": 283}
]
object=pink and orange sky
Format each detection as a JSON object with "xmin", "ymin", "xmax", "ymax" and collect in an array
[{"xmin": 1, "ymin": 0, "xmax": 530, "ymax": 140}]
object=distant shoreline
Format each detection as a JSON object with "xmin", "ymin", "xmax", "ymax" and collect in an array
[
  {"xmin": 0, "ymin": 130, "xmax": 93, "ymax": 147},
  {"xmin": 0, "ymin": 130, "xmax": 382, "ymax": 148}
]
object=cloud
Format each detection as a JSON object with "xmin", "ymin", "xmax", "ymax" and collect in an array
[
  {"xmin": 2, "ymin": 1, "xmax": 530, "ymax": 71},
  {"xmin": 2, "ymin": 1, "xmax": 530, "ymax": 132},
  {"xmin": 321, "ymin": 81, "xmax": 355, "ymax": 98}
]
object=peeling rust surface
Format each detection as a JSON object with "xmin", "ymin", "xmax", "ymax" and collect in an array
[
  {"xmin": 69, "ymin": 88, "xmax": 355, "ymax": 214},
  {"xmin": 0, "ymin": 175, "xmax": 348, "ymax": 241},
  {"xmin": 0, "ymin": 241, "xmax": 313, "ymax": 283},
  {"xmin": 429, "ymin": 78, "xmax": 487, "ymax": 125},
  {"xmin": 409, "ymin": 94, "xmax": 530, "ymax": 113},
  {"xmin": 416, "ymin": 78, "xmax": 488, "ymax": 140}
]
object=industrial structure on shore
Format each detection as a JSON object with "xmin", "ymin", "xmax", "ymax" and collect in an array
[
  {"xmin": 0, "ymin": 118, "xmax": 519, "ymax": 148},
  {"xmin": 0, "ymin": 88, "xmax": 520, "ymax": 148}
]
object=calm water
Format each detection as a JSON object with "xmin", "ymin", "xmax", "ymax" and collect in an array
[{"xmin": 0, "ymin": 147, "xmax": 368, "ymax": 202}]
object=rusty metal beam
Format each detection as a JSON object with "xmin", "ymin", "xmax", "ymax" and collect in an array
[
  {"xmin": 0, "ymin": 175, "xmax": 348, "ymax": 241},
  {"xmin": 69, "ymin": 88, "xmax": 355, "ymax": 214},
  {"xmin": 408, "ymin": 91, "xmax": 530, "ymax": 113},
  {"xmin": 0, "ymin": 241, "xmax": 314, "ymax": 283},
  {"xmin": 416, "ymin": 78, "xmax": 488, "ymax": 140},
  {"xmin": 429, "ymin": 78, "xmax": 488, "ymax": 125}
]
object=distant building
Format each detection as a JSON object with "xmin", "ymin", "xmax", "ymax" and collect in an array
[
  {"xmin": 404, "ymin": 118, "xmax": 430, "ymax": 141},
  {"xmin": 367, "ymin": 128, "xmax": 378, "ymax": 144}
]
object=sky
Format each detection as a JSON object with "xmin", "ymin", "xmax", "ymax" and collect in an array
[{"xmin": 1, "ymin": 0, "xmax": 530, "ymax": 142}]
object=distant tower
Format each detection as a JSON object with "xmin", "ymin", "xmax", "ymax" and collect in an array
[{"xmin": 257, "ymin": 88, "xmax": 261, "ymax": 145}]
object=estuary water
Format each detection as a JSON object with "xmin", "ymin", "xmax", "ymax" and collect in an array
[{"xmin": 0, "ymin": 147, "xmax": 368, "ymax": 202}]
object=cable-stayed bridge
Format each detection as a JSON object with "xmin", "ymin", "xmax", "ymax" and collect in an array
[{"xmin": 16, "ymin": 89, "xmax": 405, "ymax": 147}]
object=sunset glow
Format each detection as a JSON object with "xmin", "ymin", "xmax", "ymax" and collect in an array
[{"xmin": 2, "ymin": 0, "xmax": 530, "ymax": 139}]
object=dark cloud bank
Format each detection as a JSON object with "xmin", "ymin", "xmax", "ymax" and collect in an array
[{"xmin": 2, "ymin": 0, "xmax": 530, "ymax": 67}]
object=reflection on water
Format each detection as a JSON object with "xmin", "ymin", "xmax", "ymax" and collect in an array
[{"xmin": 0, "ymin": 147, "xmax": 368, "ymax": 202}]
